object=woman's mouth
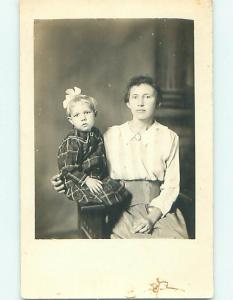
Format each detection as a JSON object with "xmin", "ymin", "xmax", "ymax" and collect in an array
[{"xmin": 136, "ymin": 109, "xmax": 146, "ymax": 112}]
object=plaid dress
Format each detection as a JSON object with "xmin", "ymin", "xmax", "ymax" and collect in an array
[{"xmin": 57, "ymin": 127, "xmax": 130, "ymax": 207}]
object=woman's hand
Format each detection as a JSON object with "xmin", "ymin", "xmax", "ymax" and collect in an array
[
  {"xmin": 132, "ymin": 207, "xmax": 162, "ymax": 234},
  {"xmin": 133, "ymin": 217, "xmax": 153, "ymax": 234},
  {"xmin": 50, "ymin": 174, "xmax": 66, "ymax": 193},
  {"xmin": 85, "ymin": 177, "xmax": 103, "ymax": 194}
]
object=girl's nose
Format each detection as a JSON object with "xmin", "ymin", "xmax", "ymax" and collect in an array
[{"xmin": 80, "ymin": 114, "xmax": 86, "ymax": 121}]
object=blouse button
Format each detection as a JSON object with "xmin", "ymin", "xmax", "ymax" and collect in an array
[{"xmin": 135, "ymin": 133, "xmax": 141, "ymax": 141}]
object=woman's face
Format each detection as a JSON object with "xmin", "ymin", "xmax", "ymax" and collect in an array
[{"xmin": 127, "ymin": 83, "xmax": 157, "ymax": 121}]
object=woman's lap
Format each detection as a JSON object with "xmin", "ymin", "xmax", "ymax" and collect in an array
[
  {"xmin": 111, "ymin": 202, "xmax": 189, "ymax": 239},
  {"xmin": 111, "ymin": 180, "xmax": 188, "ymax": 239}
]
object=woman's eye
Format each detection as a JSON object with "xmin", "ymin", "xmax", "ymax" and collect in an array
[
  {"xmin": 132, "ymin": 95, "xmax": 138, "ymax": 99},
  {"xmin": 84, "ymin": 111, "xmax": 91, "ymax": 115}
]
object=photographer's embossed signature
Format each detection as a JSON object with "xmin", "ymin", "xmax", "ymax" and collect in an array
[
  {"xmin": 126, "ymin": 277, "xmax": 185, "ymax": 298},
  {"xmin": 149, "ymin": 277, "xmax": 185, "ymax": 296}
]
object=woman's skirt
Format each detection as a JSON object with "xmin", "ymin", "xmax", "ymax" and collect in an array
[{"xmin": 111, "ymin": 180, "xmax": 189, "ymax": 239}]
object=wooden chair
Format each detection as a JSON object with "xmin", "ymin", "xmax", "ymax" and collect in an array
[
  {"xmin": 176, "ymin": 192, "xmax": 195, "ymax": 239},
  {"xmin": 77, "ymin": 204, "xmax": 110, "ymax": 239}
]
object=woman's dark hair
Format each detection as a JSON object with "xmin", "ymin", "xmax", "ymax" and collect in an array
[{"xmin": 124, "ymin": 75, "xmax": 162, "ymax": 105}]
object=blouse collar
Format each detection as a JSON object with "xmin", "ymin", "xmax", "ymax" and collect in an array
[{"xmin": 123, "ymin": 120, "xmax": 161, "ymax": 144}]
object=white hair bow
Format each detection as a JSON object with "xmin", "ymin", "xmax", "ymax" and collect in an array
[{"xmin": 63, "ymin": 86, "xmax": 82, "ymax": 109}]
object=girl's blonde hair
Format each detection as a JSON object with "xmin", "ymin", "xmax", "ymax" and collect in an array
[
  {"xmin": 63, "ymin": 86, "xmax": 97, "ymax": 117},
  {"xmin": 66, "ymin": 95, "xmax": 97, "ymax": 117}
]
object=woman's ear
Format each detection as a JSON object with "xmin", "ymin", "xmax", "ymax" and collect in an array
[
  {"xmin": 126, "ymin": 102, "xmax": 131, "ymax": 110},
  {"xmin": 94, "ymin": 111, "xmax": 98, "ymax": 117}
]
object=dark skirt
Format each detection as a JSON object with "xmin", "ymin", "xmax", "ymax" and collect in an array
[
  {"xmin": 65, "ymin": 176, "xmax": 130, "ymax": 207},
  {"xmin": 111, "ymin": 180, "xmax": 189, "ymax": 239}
]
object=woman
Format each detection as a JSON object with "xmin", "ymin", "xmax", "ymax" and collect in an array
[{"xmin": 52, "ymin": 75, "xmax": 188, "ymax": 239}]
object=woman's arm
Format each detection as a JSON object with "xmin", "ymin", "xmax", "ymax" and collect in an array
[
  {"xmin": 149, "ymin": 133, "xmax": 180, "ymax": 217},
  {"xmin": 133, "ymin": 134, "xmax": 179, "ymax": 233}
]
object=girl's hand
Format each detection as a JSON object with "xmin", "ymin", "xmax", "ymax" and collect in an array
[
  {"xmin": 132, "ymin": 217, "xmax": 153, "ymax": 234},
  {"xmin": 51, "ymin": 174, "xmax": 66, "ymax": 193},
  {"xmin": 85, "ymin": 177, "xmax": 103, "ymax": 194}
]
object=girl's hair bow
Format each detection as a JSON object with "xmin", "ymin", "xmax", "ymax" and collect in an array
[{"xmin": 63, "ymin": 86, "xmax": 82, "ymax": 109}]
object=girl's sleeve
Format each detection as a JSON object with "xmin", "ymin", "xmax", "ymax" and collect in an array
[
  {"xmin": 97, "ymin": 132, "xmax": 109, "ymax": 177},
  {"xmin": 149, "ymin": 133, "xmax": 180, "ymax": 217},
  {"xmin": 57, "ymin": 138, "xmax": 88, "ymax": 187}
]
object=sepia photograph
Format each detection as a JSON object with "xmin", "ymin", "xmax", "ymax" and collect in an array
[
  {"xmin": 35, "ymin": 18, "xmax": 195, "ymax": 240},
  {"xmin": 20, "ymin": 0, "xmax": 213, "ymax": 298}
]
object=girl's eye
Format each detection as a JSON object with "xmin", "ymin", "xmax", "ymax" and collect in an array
[
  {"xmin": 131, "ymin": 95, "xmax": 138, "ymax": 99},
  {"xmin": 84, "ymin": 111, "xmax": 91, "ymax": 115},
  {"xmin": 145, "ymin": 95, "xmax": 151, "ymax": 99}
]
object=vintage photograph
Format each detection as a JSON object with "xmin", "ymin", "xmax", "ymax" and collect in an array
[
  {"xmin": 21, "ymin": 1, "xmax": 213, "ymax": 298},
  {"xmin": 35, "ymin": 19, "xmax": 195, "ymax": 239}
]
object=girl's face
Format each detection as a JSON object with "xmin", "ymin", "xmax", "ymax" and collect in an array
[
  {"xmin": 68, "ymin": 101, "xmax": 95, "ymax": 132},
  {"xmin": 127, "ymin": 83, "xmax": 157, "ymax": 122}
]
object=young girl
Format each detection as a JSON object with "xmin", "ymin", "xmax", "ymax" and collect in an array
[{"xmin": 57, "ymin": 86, "xmax": 130, "ymax": 207}]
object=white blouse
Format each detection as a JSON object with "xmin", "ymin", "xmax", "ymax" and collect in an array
[{"xmin": 103, "ymin": 121, "xmax": 180, "ymax": 216}]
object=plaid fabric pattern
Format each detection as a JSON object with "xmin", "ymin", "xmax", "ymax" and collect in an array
[{"xmin": 57, "ymin": 127, "xmax": 130, "ymax": 207}]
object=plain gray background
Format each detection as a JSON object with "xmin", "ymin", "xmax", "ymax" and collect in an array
[{"xmin": 0, "ymin": 0, "xmax": 232, "ymax": 299}]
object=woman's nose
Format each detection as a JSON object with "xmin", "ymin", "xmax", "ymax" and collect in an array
[{"xmin": 137, "ymin": 96, "xmax": 144, "ymax": 106}]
